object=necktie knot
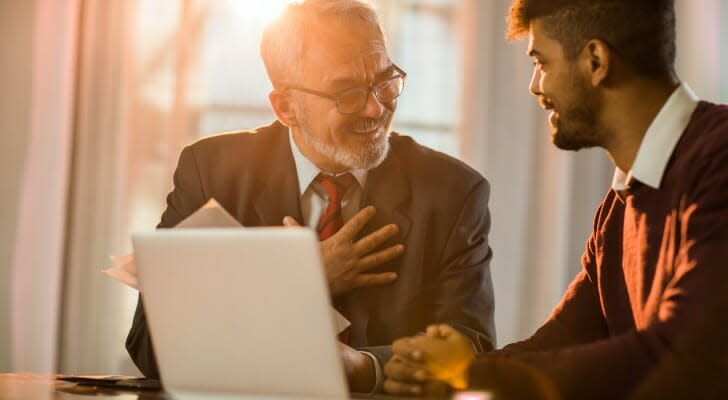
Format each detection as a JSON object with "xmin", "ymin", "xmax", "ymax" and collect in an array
[{"xmin": 315, "ymin": 172, "xmax": 356, "ymax": 204}]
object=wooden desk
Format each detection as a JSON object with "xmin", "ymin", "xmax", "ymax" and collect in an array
[
  {"xmin": 0, "ymin": 373, "xmax": 479, "ymax": 400},
  {"xmin": 0, "ymin": 373, "xmax": 167, "ymax": 400}
]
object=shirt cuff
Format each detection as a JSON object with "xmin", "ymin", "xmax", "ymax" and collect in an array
[{"xmin": 359, "ymin": 351, "xmax": 384, "ymax": 393}]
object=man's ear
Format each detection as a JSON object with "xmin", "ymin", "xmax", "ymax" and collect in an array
[
  {"xmin": 269, "ymin": 90, "xmax": 299, "ymax": 127},
  {"xmin": 582, "ymin": 39, "xmax": 611, "ymax": 87}
]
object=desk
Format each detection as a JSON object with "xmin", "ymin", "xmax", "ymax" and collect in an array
[
  {"xmin": 0, "ymin": 373, "xmax": 167, "ymax": 400},
  {"xmin": 0, "ymin": 373, "xmax": 475, "ymax": 400}
]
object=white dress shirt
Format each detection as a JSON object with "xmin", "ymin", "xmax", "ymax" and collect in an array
[
  {"xmin": 611, "ymin": 82, "xmax": 700, "ymax": 192},
  {"xmin": 289, "ymin": 133, "xmax": 367, "ymax": 227},
  {"xmin": 288, "ymin": 132, "xmax": 384, "ymax": 392}
]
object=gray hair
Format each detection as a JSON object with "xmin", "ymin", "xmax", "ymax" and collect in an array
[{"xmin": 260, "ymin": 0, "xmax": 386, "ymax": 89}]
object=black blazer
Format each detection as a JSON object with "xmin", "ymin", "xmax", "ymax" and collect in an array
[{"xmin": 126, "ymin": 121, "xmax": 496, "ymax": 378}]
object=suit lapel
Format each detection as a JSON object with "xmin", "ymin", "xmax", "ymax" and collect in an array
[
  {"xmin": 357, "ymin": 145, "xmax": 413, "ymax": 287},
  {"xmin": 252, "ymin": 123, "xmax": 304, "ymax": 226},
  {"xmin": 360, "ymin": 148, "xmax": 413, "ymax": 244},
  {"xmin": 346, "ymin": 142, "xmax": 413, "ymax": 344}
]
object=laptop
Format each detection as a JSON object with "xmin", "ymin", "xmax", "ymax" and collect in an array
[{"xmin": 133, "ymin": 228, "xmax": 349, "ymax": 400}]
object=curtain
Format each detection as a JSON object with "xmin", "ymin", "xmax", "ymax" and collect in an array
[
  {"xmin": 10, "ymin": 0, "xmax": 80, "ymax": 372},
  {"xmin": 59, "ymin": 0, "xmax": 210, "ymax": 374},
  {"xmin": 58, "ymin": 0, "xmax": 137, "ymax": 374},
  {"xmin": 675, "ymin": 0, "xmax": 727, "ymax": 103}
]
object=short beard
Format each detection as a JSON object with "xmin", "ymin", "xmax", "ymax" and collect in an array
[
  {"xmin": 551, "ymin": 71, "xmax": 606, "ymax": 151},
  {"xmin": 298, "ymin": 112, "xmax": 392, "ymax": 170}
]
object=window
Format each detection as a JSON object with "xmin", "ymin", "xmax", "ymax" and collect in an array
[
  {"xmin": 379, "ymin": 0, "xmax": 461, "ymax": 156},
  {"xmin": 133, "ymin": 0, "xmax": 463, "ymax": 156}
]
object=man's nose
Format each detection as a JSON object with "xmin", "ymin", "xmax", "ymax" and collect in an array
[
  {"xmin": 529, "ymin": 67, "xmax": 542, "ymax": 96},
  {"xmin": 358, "ymin": 90, "xmax": 385, "ymax": 119}
]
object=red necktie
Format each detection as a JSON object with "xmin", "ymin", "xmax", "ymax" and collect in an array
[
  {"xmin": 315, "ymin": 173, "xmax": 356, "ymax": 240},
  {"xmin": 315, "ymin": 172, "xmax": 356, "ymax": 343}
]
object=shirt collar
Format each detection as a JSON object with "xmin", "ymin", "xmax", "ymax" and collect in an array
[
  {"xmin": 288, "ymin": 130, "xmax": 368, "ymax": 196},
  {"xmin": 611, "ymin": 82, "xmax": 699, "ymax": 191}
]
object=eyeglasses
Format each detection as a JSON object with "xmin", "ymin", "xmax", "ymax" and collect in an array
[{"xmin": 285, "ymin": 64, "xmax": 407, "ymax": 114}]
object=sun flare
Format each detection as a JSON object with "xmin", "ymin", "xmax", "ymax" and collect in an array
[{"xmin": 226, "ymin": 0, "xmax": 298, "ymax": 26}]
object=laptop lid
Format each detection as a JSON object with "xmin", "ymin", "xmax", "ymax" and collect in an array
[{"xmin": 133, "ymin": 228, "xmax": 348, "ymax": 399}]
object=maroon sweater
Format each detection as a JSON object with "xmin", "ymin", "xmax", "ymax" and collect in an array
[{"xmin": 469, "ymin": 101, "xmax": 728, "ymax": 400}]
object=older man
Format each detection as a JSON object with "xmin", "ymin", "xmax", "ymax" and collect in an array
[
  {"xmin": 126, "ymin": 0, "xmax": 495, "ymax": 393},
  {"xmin": 384, "ymin": 0, "xmax": 728, "ymax": 399}
]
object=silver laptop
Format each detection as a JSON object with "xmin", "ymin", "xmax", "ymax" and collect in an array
[{"xmin": 133, "ymin": 228, "xmax": 349, "ymax": 400}]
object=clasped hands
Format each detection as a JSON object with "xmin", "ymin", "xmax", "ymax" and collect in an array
[
  {"xmin": 332, "ymin": 325, "xmax": 474, "ymax": 394},
  {"xmin": 283, "ymin": 206, "xmax": 404, "ymax": 297},
  {"xmin": 384, "ymin": 324, "xmax": 476, "ymax": 396}
]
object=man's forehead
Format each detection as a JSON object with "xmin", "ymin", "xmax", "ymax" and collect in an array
[
  {"xmin": 526, "ymin": 20, "xmax": 542, "ymax": 55},
  {"xmin": 303, "ymin": 29, "xmax": 391, "ymax": 84},
  {"xmin": 308, "ymin": 40, "xmax": 390, "ymax": 67},
  {"xmin": 526, "ymin": 19, "xmax": 558, "ymax": 57},
  {"xmin": 327, "ymin": 31, "xmax": 387, "ymax": 58},
  {"xmin": 367, "ymin": 39, "xmax": 387, "ymax": 54},
  {"xmin": 317, "ymin": 55, "xmax": 393, "ymax": 88}
]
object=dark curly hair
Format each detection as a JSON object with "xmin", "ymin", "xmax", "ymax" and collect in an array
[{"xmin": 506, "ymin": 0, "xmax": 676, "ymax": 79}]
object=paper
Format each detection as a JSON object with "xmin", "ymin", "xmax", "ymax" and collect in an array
[
  {"xmin": 330, "ymin": 308, "xmax": 351, "ymax": 335},
  {"xmin": 103, "ymin": 198, "xmax": 351, "ymax": 333},
  {"xmin": 103, "ymin": 198, "xmax": 238, "ymax": 290},
  {"xmin": 174, "ymin": 199, "xmax": 242, "ymax": 229}
]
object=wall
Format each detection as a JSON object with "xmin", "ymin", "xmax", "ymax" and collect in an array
[
  {"xmin": 0, "ymin": 0, "xmax": 36, "ymax": 372},
  {"xmin": 676, "ymin": 0, "xmax": 727, "ymax": 102}
]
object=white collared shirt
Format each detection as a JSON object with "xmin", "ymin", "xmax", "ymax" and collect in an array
[
  {"xmin": 288, "ymin": 132, "xmax": 368, "ymax": 227},
  {"xmin": 288, "ymin": 131, "xmax": 384, "ymax": 392},
  {"xmin": 612, "ymin": 82, "xmax": 700, "ymax": 191}
]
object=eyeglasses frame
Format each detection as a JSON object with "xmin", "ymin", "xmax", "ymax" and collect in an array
[{"xmin": 283, "ymin": 64, "xmax": 407, "ymax": 115}]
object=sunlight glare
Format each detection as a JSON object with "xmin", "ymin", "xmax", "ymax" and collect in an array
[{"xmin": 226, "ymin": 0, "xmax": 298, "ymax": 26}]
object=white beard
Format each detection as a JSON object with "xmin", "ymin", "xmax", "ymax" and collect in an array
[{"xmin": 298, "ymin": 126, "xmax": 391, "ymax": 170}]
